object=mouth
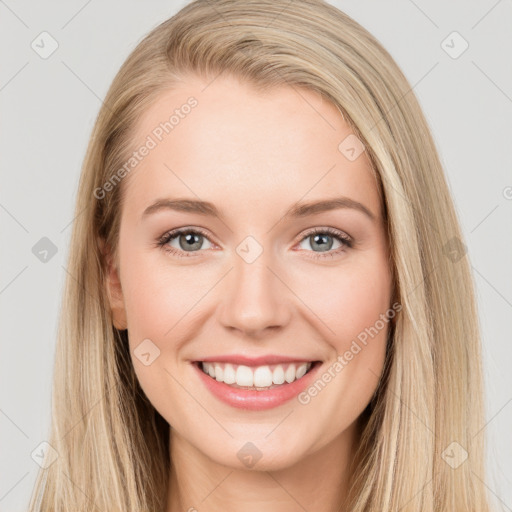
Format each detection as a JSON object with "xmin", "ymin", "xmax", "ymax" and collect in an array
[
  {"xmin": 191, "ymin": 359, "xmax": 322, "ymax": 410},
  {"xmin": 195, "ymin": 360, "xmax": 319, "ymax": 390}
]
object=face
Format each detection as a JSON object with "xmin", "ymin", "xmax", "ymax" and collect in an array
[{"xmin": 105, "ymin": 73, "xmax": 394, "ymax": 471}]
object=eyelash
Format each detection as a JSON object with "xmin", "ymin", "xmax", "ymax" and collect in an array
[{"xmin": 155, "ymin": 226, "xmax": 353, "ymax": 260}]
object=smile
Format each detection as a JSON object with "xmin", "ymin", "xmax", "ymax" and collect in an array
[
  {"xmin": 192, "ymin": 358, "xmax": 322, "ymax": 410},
  {"xmin": 200, "ymin": 361, "xmax": 313, "ymax": 389}
]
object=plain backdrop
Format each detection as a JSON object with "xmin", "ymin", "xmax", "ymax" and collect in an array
[{"xmin": 1, "ymin": 1, "xmax": 511, "ymax": 510}]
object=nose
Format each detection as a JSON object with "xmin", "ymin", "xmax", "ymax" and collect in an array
[{"xmin": 218, "ymin": 250, "xmax": 292, "ymax": 338}]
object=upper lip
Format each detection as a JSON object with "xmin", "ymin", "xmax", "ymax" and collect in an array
[{"xmin": 195, "ymin": 355, "xmax": 319, "ymax": 366}]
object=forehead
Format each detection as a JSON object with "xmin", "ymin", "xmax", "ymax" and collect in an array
[{"xmin": 121, "ymin": 74, "xmax": 381, "ymax": 222}]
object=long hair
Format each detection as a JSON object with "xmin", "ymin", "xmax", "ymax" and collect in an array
[{"xmin": 28, "ymin": 1, "xmax": 491, "ymax": 510}]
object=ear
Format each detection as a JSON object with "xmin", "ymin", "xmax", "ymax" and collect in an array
[{"xmin": 98, "ymin": 238, "xmax": 128, "ymax": 330}]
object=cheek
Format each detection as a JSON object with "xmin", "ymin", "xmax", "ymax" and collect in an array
[
  {"xmin": 119, "ymin": 247, "xmax": 207, "ymax": 424},
  {"xmin": 121, "ymin": 246, "xmax": 205, "ymax": 340},
  {"xmin": 295, "ymin": 254, "xmax": 392, "ymax": 350},
  {"xmin": 291, "ymin": 258, "xmax": 392, "ymax": 438}
]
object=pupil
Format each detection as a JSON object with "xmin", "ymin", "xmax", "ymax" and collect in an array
[
  {"xmin": 312, "ymin": 234, "xmax": 332, "ymax": 252},
  {"xmin": 181, "ymin": 233, "xmax": 201, "ymax": 250}
]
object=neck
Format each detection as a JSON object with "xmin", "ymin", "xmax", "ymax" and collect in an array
[{"xmin": 166, "ymin": 421, "xmax": 360, "ymax": 512}]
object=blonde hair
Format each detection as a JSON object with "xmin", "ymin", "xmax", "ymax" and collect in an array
[{"xmin": 28, "ymin": 0, "xmax": 492, "ymax": 510}]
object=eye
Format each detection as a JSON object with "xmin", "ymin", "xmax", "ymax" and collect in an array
[
  {"xmin": 296, "ymin": 227, "xmax": 352, "ymax": 259},
  {"xmin": 156, "ymin": 227, "xmax": 214, "ymax": 258}
]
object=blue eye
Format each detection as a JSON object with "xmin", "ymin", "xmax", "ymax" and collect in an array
[
  {"xmin": 157, "ymin": 227, "xmax": 213, "ymax": 258},
  {"xmin": 156, "ymin": 226, "xmax": 352, "ymax": 259},
  {"xmin": 297, "ymin": 227, "xmax": 352, "ymax": 259}
]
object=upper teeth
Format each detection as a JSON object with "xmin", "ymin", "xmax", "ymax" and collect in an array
[{"xmin": 201, "ymin": 362, "xmax": 312, "ymax": 387}]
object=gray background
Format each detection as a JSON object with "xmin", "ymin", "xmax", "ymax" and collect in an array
[{"xmin": 1, "ymin": 0, "xmax": 511, "ymax": 510}]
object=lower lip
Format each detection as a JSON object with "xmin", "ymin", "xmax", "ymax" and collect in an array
[{"xmin": 192, "ymin": 361, "xmax": 321, "ymax": 410}]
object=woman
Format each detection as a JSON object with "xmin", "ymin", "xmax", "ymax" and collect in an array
[{"xmin": 29, "ymin": 0, "xmax": 492, "ymax": 510}]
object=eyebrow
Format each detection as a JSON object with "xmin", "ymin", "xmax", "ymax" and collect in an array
[{"xmin": 141, "ymin": 196, "xmax": 376, "ymax": 222}]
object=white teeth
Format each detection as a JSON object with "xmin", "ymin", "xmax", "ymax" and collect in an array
[
  {"xmin": 253, "ymin": 366, "xmax": 273, "ymax": 387},
  {"xmin": 272, "ymin": 365, "xmax": 285, "ymax": 384},
  {"xmin": 296, "ymin": 363, "xmax": 308, "ymax": 379},
  {"xmin": 200, "ymin": 361, "xmax": 313, "ymax": 388},
  {"xmin": 223, "ymin": 363, "xmax": 236, "ymax": 384},
  {"xmin": 284, "ymin": 364, "xmax": 296, "ymax": 383},
  {"xmin": 214, "ymin": 365, "xmax": 223, "ymax": 382},
  {"xmin": 236, "ymin": 365, "xmax": 254, "ymax": 387}
]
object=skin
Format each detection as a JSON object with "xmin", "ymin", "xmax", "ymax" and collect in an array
[{"xmin": 105, "ymin": 73, "xmax": 393, "ymax": 512}]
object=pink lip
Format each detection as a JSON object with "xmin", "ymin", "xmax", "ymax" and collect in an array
[
  {"xmin": 197, "ymin": 354, "xmax": 315, "ymax": 366},
  {"xmin": 192, "ymin": 360, "xmax": 321, "ymax": 411}
]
